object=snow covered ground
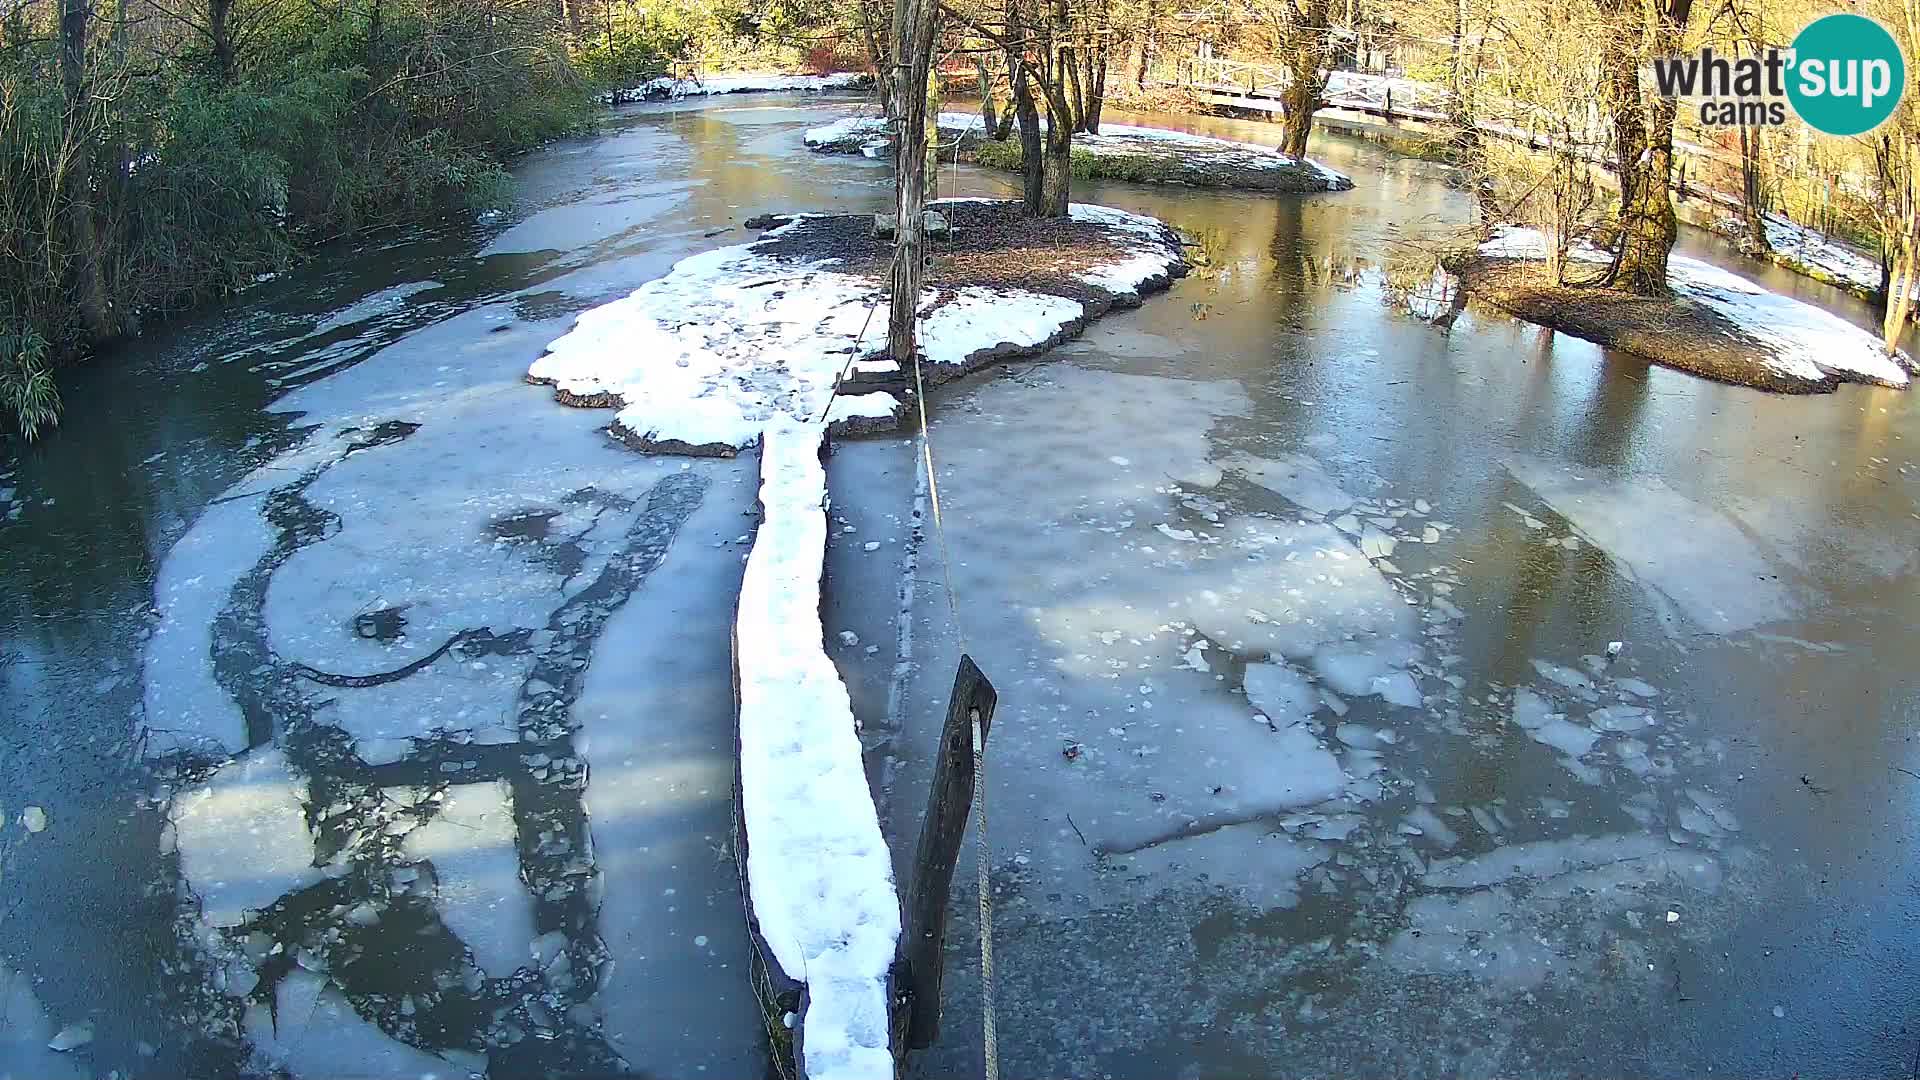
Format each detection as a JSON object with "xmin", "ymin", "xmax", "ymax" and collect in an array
[
  {"xmin": 1714, "ymin": 211, "xmax": 1920, "ymax": 307},
  {"xmin": 606, "ymin": 71, "xmax": 868, "ymax": 104},
  {"xmin": 527, "ymin": 202, "xmax": 1189, "ymax": 454},
  {"xmin": 1479, "ymin": 226, "xmax": 1912, "ymax": 390}
]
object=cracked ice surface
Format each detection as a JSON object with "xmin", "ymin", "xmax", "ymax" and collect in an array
[
  {"xmin": 169, "ymin": 747, "xmax": 325, "ymax": 929},
  {"xmin": 526, "ymin": 203, "xmax": 1186, "ymax": 454},
  {"xmin": 1383, "ymin": 834, "xmax": 1723, "ymax": 990},
  {"xmin": 244, "ymin": 968, "xmax": 480, "ymax": 1079},
  {"xmin": 908, "ymin": 365, "xmax": 1390, "ymax": 898},
  {"xmin": 399, "ymin": 781, "xmax": 532, "ymax": 979}
]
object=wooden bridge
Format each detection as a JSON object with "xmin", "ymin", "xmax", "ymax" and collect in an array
[{"xmin": 1166, "ymin": 57, "xmax": 1451, "ymax": 125}]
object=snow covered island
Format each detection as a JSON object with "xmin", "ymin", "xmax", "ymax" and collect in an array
[
  {"xmin": 1454, "ymin": 227, "xmax": 1915, "ymax": 394},
  {"xmin": 527, "ymin": 198, "xmax": 1190, "ymax": 454},
  {"xmin": 804, "ymin": 111, "xmax": 1353, "ymax": 194}
]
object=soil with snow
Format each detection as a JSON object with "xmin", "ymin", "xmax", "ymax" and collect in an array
[
  {"xmin": 1453, "ymin": 245, "xmax": 1914, "ymax": 394},
  {"xmin": 525, "ymin": 199, "xmax": 1189, "ymax": 455},
  {"xmin": 804, "ymin": 112, "xmax": 1352, "ymax": 193}
]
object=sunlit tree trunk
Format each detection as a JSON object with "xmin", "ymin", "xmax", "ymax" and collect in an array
[
  {"xmin": 1598, "ymin": 0, "xmax": 1692, "ymax": 296},
  {"xmin": 975, "ymin": 55, "xmax": 999, "ymax": 134},
  {"xmin": 1276, "ymin": 0, "xmax": 1332, "ymax": 160},
  {"xmin": 885, "ymin": 0, "xmax": 940, "ymax": 360},
  {"xmin": 1011, "ymin": 59, "xmax": 1044, "ymax": 208}
]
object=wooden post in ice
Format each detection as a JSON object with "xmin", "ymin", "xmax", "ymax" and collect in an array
[
  {"xmin": 898, "ymin": 654, "xmax": 997, "ymax": 1048},
  {"xmin": 886, "ymin": 0, "xmax": 939, "ymax": 362}
]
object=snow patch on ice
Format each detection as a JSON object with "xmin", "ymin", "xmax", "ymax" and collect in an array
[{"xmin": 144, "ymin": 497, "xmax": 278, "ymax": 758}]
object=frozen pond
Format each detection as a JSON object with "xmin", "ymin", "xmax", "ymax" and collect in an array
[{"xmin": 0, "ymin": 96, "xmax": 1916, "ymax": 1079}]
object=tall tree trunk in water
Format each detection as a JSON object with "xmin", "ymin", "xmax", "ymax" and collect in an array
[
  {"xmin": 1277, "ymin": 0, "xmax": 1331, "ymax": 160},
  {"xmin": 1011, "ymin": 61, "xmax": 1044, "ymax": 207},
  {"xmin": 975, "ymin": 56, "xmax": 999, "ymax": 136},
  {"xmin": 1599, "ymin": 0, "xmax": 1691, "ymax": 296},
  {"xmin": 885, "ymin": 0, "xmax": 939, "ymax": 361},
  {"xmin": 60, "ymin": 0, "xmax": 114, "ymax": 344}
]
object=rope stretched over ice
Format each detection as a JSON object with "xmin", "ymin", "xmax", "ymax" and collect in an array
[{"xmin": 909, "ymin": 348, "xmax": 997, "ymax": 1080}]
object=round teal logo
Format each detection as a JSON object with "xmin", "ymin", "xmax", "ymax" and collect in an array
[{"xmin": 1787, "ymin": 14, "xmax": 1906, "ymax": 136}]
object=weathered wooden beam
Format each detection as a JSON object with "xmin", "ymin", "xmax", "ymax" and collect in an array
[{"xmin": 898, "ymin": 654, "xmax": 998, "ymax": 1049}]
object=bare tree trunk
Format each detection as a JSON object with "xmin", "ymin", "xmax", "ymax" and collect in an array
[
  {"xmin": 885, "ymin": 0, "xmax": 939, "ymax": 361},
  {"xmin": 1277, "ymin": 0, "xmax": 1332, "ymax": 160},
  {"xmin": 1063, "ymin": 48, "xmax": 1087, "ymax": 131},
  {"xmin": 60, "ymin": 0, "xmax": 114, "ymax": 344},
  {"xmin": 208, "ymin": 0, "xmax": 235, "ymax": 80},
  {"xmin": 1738, "ymin": 122, "xmax": 1770, "ymax": 254},
  {"xmin": 1011, "ymin": 61, "xmax": 1043, "ymax": 207},
  {"xmin": 858, "ymin": 0, "xmax": 895, "ymax": 122},
  {"xmin": 975, "ymin": 55, "xmax": 999, "ymax": 135},
  {"xmin": 1039, "ymin": 71, "xmax": 1074, "ymax": 215},
  {"xmin": 1598, "ymin": 0, "xmax": 1690, "ymax": 296},
  {"xmin": 1133, "ymin": 0, "xmax": 1156, "ymax": 88},
  {"xmin": 1085, "ymin": 36, "xmax": 1106, "ymax": 132}
]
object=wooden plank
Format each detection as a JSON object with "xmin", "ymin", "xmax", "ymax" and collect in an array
[{"xmin": 898, "ymin": 654, "xmax": 998, "ymax": 1049}]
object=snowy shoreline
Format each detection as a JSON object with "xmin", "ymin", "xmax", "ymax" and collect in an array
[{"xmin": 1462, "ymin": 227, "xmax": 1913, "ymax": 393}]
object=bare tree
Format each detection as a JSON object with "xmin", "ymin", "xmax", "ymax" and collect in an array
[{"xmin": 886, "ymin": 0, "xmax": 940, "ymax": 359}]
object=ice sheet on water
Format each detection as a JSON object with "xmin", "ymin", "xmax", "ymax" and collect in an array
[
  {"xmin": 245, "ymin": 968, "xmax": 476, "ymax": 1079},
  {"xmin": 399, "ymin": 781, "xmax": 532, "ymax": 980},
  {"xmin": 1506, "ymin": 457, "xmax": 1795, "ymax": 634},
  {"xmin": 144, "ymin": 496, "xmax": 278, "ymax": 758},
  {"xmin": 1224, "ymin": 452, "xmax": 1356, "ymax": 519},
  {"xmin": 1313, "ymin": 642, "xmax": 1422, "ymax": 707},
  {"xmin": 171, "ymin": 747, "xmax": 323, "ymax": 929},
  {"xmin": 1385, "ymin": 833, "xmax": 1723, "ymax": 989},
  {"xmin": 575, "ymin": 459, "xmax": 766, "ymax": 1077},
  {"xmin": 1115, "ymin": 824, "xmax": 1329, "ymax": 912},
  {"xmin": 1242, "ymin": 661, "xmax": 1316, "ymax": 725},
  {"xmin": 1510, "ymin": 687, "xmax": 1556, "ymax": 730},
  {"xmin": 1189, "ymin": 518, "xmax": 1415, "ymax": 660}
]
